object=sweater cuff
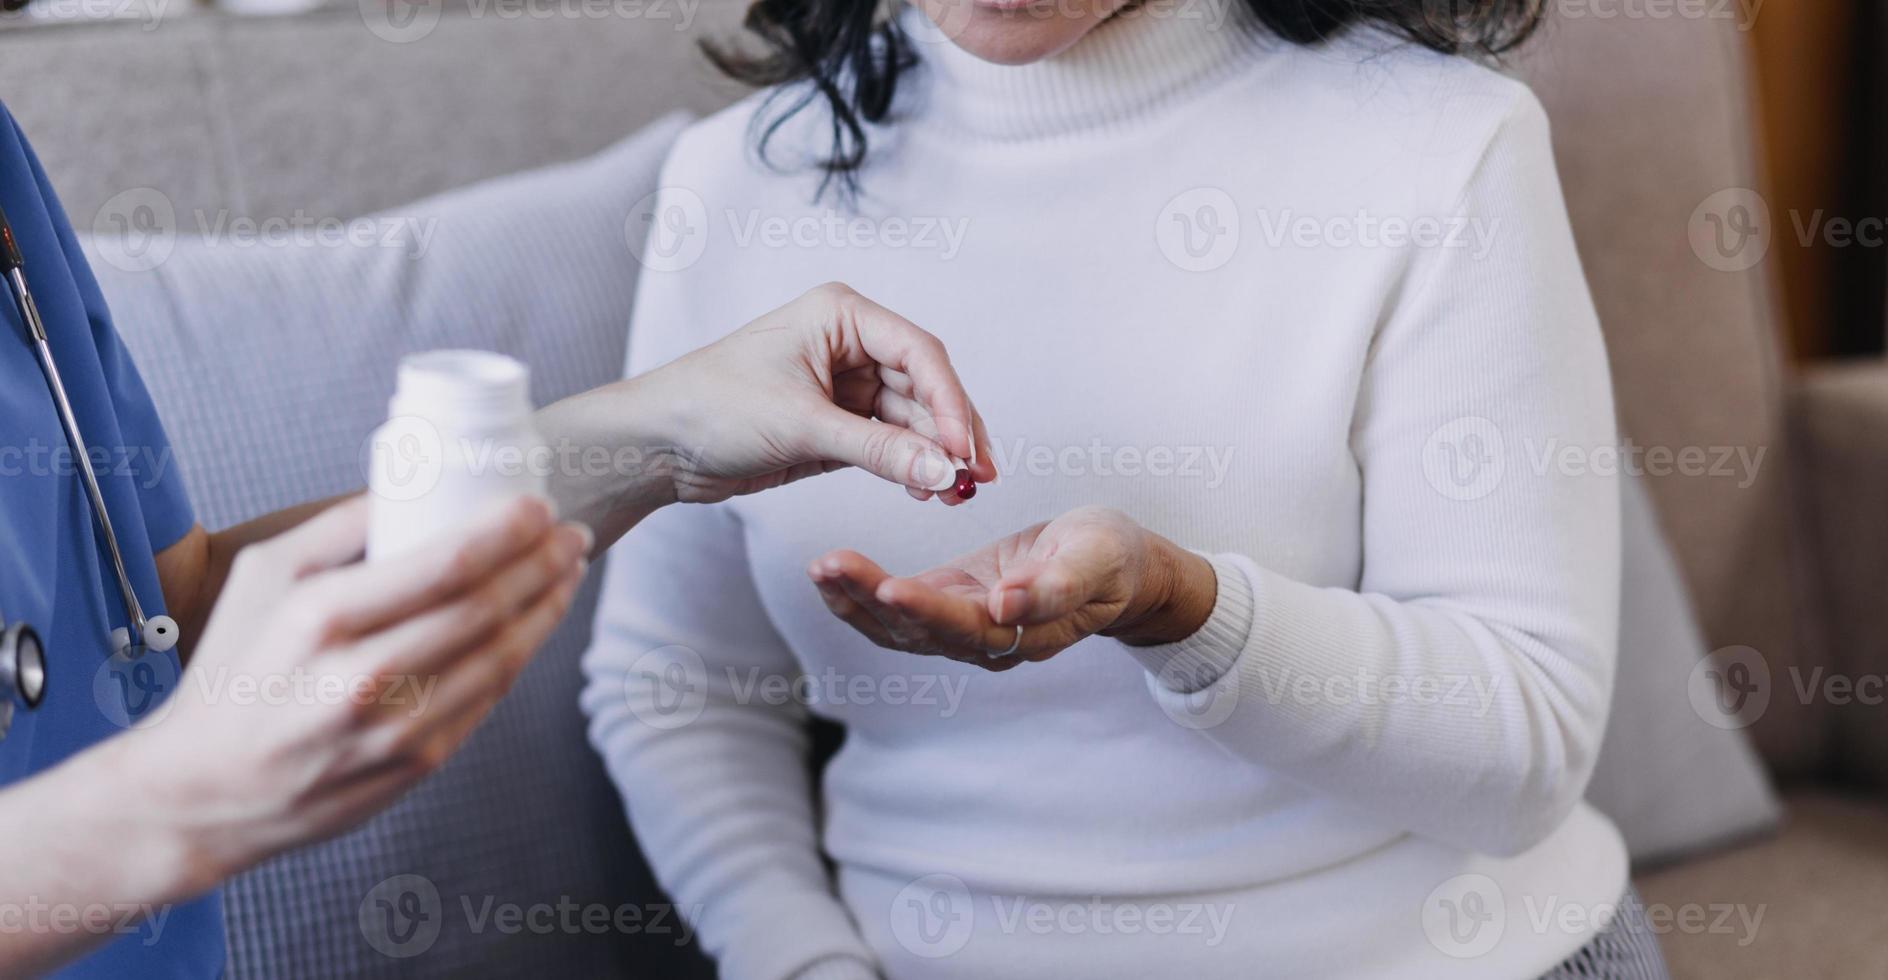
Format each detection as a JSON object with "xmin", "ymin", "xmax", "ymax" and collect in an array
[
  {"xmin": 1126, "ymin": 551, "xmax": 1255, "ymax": 693},
  {"xmin": 788, "ymin": 956, "xmax": 881, "ymax": 980},
  {"xmin": 715, "ymin": 888, "xmax": 879, "ymax": 980}
]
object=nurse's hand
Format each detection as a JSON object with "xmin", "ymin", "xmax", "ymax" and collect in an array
[
  {"xmin": 807, "ymin": 506, "xmax": 1218, "ymax": 670},
  {"xmin": 536, "ymin": 283, "xmax": 996, "ymax": 548},
  {"xmin": 127, "ymin": 494, "xmax": 585, "ymax": 885}
]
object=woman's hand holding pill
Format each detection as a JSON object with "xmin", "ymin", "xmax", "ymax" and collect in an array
[
  {"xmin": 537, "ymin": 282, "xmax": 996, "ymax": 549},
  {"xmin": 807, "ymin": 505, "xmax": 1218, "ymax": 670},
  {"xmin": 649, "ymin": 282, "xmax": 995, "ymax": 501}
]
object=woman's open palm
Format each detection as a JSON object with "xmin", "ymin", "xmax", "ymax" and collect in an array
[{"xmin": 807, "ymin": 506, "xmax": 1159, "ymax": 670}]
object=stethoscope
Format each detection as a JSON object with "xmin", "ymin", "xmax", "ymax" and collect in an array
[{"xmin": 0, "ymin": 202, "xmax": 178, "ymax": 742}]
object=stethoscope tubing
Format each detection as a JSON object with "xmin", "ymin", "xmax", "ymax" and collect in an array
[
  {"xmin": 0, "ymin": 201, "xmax": 167, "ymax": 689},
  {"xmin": 7, "ymin": 266, "xmax": 152, "ymax": 638}
]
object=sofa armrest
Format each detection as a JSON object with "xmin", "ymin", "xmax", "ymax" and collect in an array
[{"xmin": 1790, "ymin": 359, "xmax": 1888, "ymax": 788}]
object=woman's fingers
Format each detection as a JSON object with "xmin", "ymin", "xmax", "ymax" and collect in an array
[
  {"xmin": 333, "ymin": 521, "xmax": 589, "ymax": 679},
  {"xmin": 867, "ymin": 587, "xmax": 1029, "ymax": 670},
  {"xmin": 810, "ymin": 551, "xmax": 957, "ymax": 654},
  {"xmin": 868, "ymin": 388, "xmax": 980, "ymax": 505},
  {"xmin": 262, "ymin": 495, "xmax": 373, "ymax": 578},
  {"xmin": 353, "ymin": 569, "xmax": 582, "ymax": 764},
  {"xmin": 839, "ymin": 363, "xmax": 994, "ymax": 485},
  {"xmin": 810, "ymin": 549, "xmax": 892, "ymax": 591},
  {"xmin": 874, "ymin": 577, "xmax": 1015, "ymax": 655},
  {"xmin": 805, "ymin": 403, "xmax": 959, "ymax": 493},
  {"xmin": 991, "ymin": 532, "xmax": 1123, "ymax": 625},
  {"xmin": 808, "ymin": 552, "xmax": 895, "ymax": 645},
  {"xmin": 832, "ymin": 365, "xmax": 887, "ymax": 418},
  {"xmin": 823, "ymin": 558, "xmax": 1022, "ymax": 661},
  {"xmin": 868, "ymin": 389, "xmax": 963, "ymax": 501},
  {"xmin": 811, "ymin": 577, "xmax": 899, "ymax": 649},
  {"xmin": 872, "ymin": 379, "xmax": 994, "ymax": 485},
  {"xmin": 963, "ymin": 406, "xmax": 995, "ymax": 482},
  {"xmin": 300, "ymin": 496, "xmax": 568, "ymax": 638},
  {"xmin": 818, "ymin": 285, "xmax": 985, "ymax": 470},
  {"xmin": 871, "ymin": 385, "xmax": 942, "ymax": 442},
  {"xmin": 809, "ymin": 544, "xmax": 1080, "ymax": 668},
  {"xmin": 869, "ymin": 387, "xmax": 939, "ymax": 501},
  {"xmin": 812, "ymin": 547, "xmax": 1012, "ymax": 655},
  {"xmin": 811, "ymin": 579, "xmax": 1032, "ymax": 671},
  {"xmin": 987, "ymin": 559, "xmax": 1083, "ymax": 625},
  {"xmin": 865, "ymin": 365, "xmax": 987, "ymax": 474},
  {"xmin": 809, "ymin": 550, "xmax": 914, "ymax": 646}
]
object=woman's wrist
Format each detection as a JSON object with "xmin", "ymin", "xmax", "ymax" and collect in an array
[
  {"xmin": 1104, "ymin": 529, "xmax": 1219, "ymax": 647},
  {"xmin": 532, "ymin": 375, "xmax": 686, "ymax": 552}
]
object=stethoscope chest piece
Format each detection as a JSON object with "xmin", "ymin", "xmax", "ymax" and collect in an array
[{"xmin": 0, "ymin": 619, "xmax": 47, "ymax": 742}]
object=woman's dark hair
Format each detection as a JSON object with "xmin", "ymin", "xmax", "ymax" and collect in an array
[{"xmin": 705, "ymin": 0, "xmax": 1545, "ymax": 198}]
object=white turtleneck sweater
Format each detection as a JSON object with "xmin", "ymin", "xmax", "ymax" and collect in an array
[{"xmin": 581, "ymin": 5, "xmax": 1628, "ymax": 979}]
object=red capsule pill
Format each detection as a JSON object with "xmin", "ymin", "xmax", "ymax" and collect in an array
[{"xmin": 952, "ymin": 468, "xmax": 976, "ymax": 499}]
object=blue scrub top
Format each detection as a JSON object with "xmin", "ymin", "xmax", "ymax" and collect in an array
[{"xmin": 0, "ymin": 102, "xmax": 223, "ymax": 978}]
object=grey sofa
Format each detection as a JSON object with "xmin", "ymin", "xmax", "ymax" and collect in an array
[{"xmin": 4, "ymin": 2, "xmax": 1887, "ymax": 978}]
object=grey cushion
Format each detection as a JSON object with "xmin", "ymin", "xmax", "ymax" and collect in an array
[
  {"xmin": 1586, "ymin": 472, "xmax": 1781, "ymax": 864},
  {"xmin": 82, "ymin": 113, "xmax": 709, "ymax": 979}
]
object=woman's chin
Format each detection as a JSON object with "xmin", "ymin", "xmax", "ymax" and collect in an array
[{"xmin": 916, "ymin": 0, "xmax": 1121, "ymax": 65}]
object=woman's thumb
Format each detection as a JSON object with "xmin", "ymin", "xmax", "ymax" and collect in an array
[
  {"xmin": 991, "ymin": 562, "xmax": 1084, "ymax": 625},
  {"xmin": 812, "ymin": 409, "xmax": 959, "ymax": 492}
]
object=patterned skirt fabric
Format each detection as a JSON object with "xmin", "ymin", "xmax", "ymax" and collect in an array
[{"xmin": 1538, "ymin": 888, "xmax": 1672, "ymax": 980}]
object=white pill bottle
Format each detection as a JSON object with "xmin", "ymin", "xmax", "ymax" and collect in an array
[{"xmin": 367, "ymin": 350, "xmax": 550, "ymax": 562}]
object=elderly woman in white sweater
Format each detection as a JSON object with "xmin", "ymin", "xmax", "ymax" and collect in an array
[{"xmin": 581, "ymin": 0, "xmax": 1669, "ymax": 977}]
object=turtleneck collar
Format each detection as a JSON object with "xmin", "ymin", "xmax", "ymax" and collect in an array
[{"xmin": 897, "ymin": 0, "xmax": 1274, "ymax": 142}]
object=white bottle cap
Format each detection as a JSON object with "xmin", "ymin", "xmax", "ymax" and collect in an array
[
  {"xmin": 368, "ymin": 349, "xmax": 546, "ymax": 563},
  {"xmin": 388, "ymin": 350, "xmax": 532, "ymax": 429}
]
